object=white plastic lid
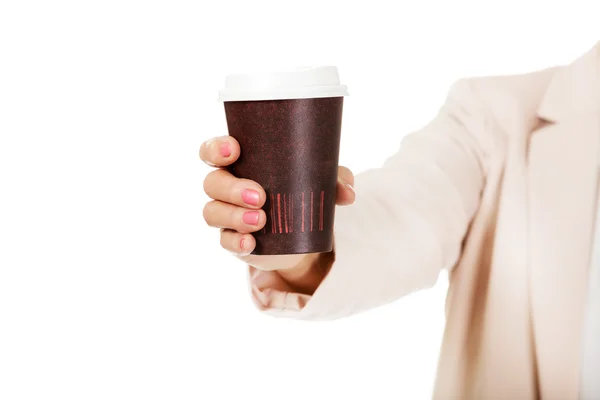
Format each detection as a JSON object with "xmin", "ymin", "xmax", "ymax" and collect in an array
[{"xmin": 218, "ymin": 66, "xmax": 349, "ymax": 102}]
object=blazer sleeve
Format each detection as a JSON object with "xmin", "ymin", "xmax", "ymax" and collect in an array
[{"xmin": 249, "ymin": 79, "xmax": 495, "ymax": 320}]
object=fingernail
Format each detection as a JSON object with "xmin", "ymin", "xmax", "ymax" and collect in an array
[
  {"xmin": 237, "ymin": 237, "xmax": 252, "ymax": 256},
  {"xmin": 243, "ymin": 211, "xmax": 259, "ymax": 225},
  {"xmin": 242, "ymin": 189, "xmax": 260, "ymax": 206},
  {"xmin": 220, "ymin": 142, "xmax": 231, "ymax": 158}
]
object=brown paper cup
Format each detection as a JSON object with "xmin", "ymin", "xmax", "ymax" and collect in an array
[
  {"xmin": 218, "ymin": 66, "xmax": 348, "ymax": 255},
  {"xmin": 224, "ymin": 97, "xmax": 343, "ymax": 255}
]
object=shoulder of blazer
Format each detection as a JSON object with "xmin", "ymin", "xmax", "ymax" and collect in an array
[{"xmin": 456, "ymin": 67, "xmax": 561, "ymax": 138}]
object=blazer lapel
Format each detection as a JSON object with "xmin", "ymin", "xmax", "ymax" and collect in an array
[{"xmin": 529, "ymin": 43, "xmax": 600, "ymax": 398}]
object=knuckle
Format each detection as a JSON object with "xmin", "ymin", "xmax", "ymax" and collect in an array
[
  {"xmin": 202, "ymin": 202, "xmax": 213, "ymax": 224},
  {"xmin": 203, "ymin": 169, "xmax": 221, "ymax": 196},
  {"xmin": 219, "ymin": 229, "xmax": 228, "ymax": 247},
  {"xmin": 229, "ymin": 207, "xmax": 243, "ymax": 231},
  {"xmin": 202, "ymin": 173, "xmax": 213, "ymax": 196}
]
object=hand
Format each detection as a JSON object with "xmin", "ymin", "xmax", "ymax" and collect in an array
[{"xmin": 200, "ymin": 135, "xmax": 355, "ymax": 272}]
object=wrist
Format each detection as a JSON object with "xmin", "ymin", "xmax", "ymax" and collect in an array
[
  {"xmin": 276, "ymin": 251, "xmax": 333, "ymax": 294},
  {"xmin": 277, "ymin": 253, "xmax": 319, "ymax": 281}
]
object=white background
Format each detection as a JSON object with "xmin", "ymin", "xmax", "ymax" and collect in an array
[{"xmin": 0, "ymin": 1, "xmax": 598, "ymax": 399}]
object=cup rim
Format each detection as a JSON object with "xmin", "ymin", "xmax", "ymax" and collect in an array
[{"xmin": 217, "ymin": 66, "xmax": 349, "ymax": 102}]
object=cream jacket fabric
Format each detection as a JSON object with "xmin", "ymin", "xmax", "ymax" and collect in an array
[{"xmin": 249, "ymin": 42, "xmax": 600, "ymax": 399}]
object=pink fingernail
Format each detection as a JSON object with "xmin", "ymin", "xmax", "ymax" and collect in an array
[
  {"xmin": 242, "ymin": 189, "xmax": 260, "ymax": 206},
  {"xmin": 240, "ymin": 237, "xmax": 246, "ymax": 250},
  {"xmin": 220, "ymin": 142, "xmax": 231, "ymax": 157},
  {"xmin": 243, "ymin": 211, "xmax": 259, "ymax": 225}
]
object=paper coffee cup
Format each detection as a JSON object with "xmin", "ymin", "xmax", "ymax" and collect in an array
[{"xmin": 219, "ymin": 66, "xmax": 348, "ymax": 255}]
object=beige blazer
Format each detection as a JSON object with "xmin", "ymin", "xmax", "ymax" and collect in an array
[{"xmin": 249, "ymin": 42, "xmax": 600, "ymax": 399}]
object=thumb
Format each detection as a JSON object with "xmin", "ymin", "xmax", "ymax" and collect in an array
[{"xmin": 336, "ymin": 166, "xmax": 355, "ymax": 206}]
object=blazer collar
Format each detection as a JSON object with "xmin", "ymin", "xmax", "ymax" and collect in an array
[
  {"xmin": 537, "ymin": 42, "xmax": 600, "ymax": 123},
  {"xmin": 528, "ymin": 41, "xmax": 600, "ymax": 398}
]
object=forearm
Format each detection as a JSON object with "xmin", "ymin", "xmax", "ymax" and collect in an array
[{"xmin": 250, "ymin": 80, "xmax": 495, "ymax": 320}]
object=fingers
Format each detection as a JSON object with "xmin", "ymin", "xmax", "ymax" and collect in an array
[
  {"xmin": 199, "ymin": 136, "xmax": 241, "ymax": 167},
  {"xmin": 203, "ymin": 200, "xmax": 267, "ymax": 234},
  {"xmin": 220, "ymin": 229, "xmax": 255, "ymax": 256},
  {"xmin": 336, "ymin": 166, "xmax": 355, "ymax": 206},
  {"xmin": 203, "ymin": 169, "xmax": 266, "ymax": 209},
  {"xmin": 338, "ymin": 166, "xmax": 354, "ymax": 187}
]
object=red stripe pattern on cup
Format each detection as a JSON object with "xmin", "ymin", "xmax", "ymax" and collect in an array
[{"xmin": 266, "ymin": 191, "xmax": 326, "ymax": 234}]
